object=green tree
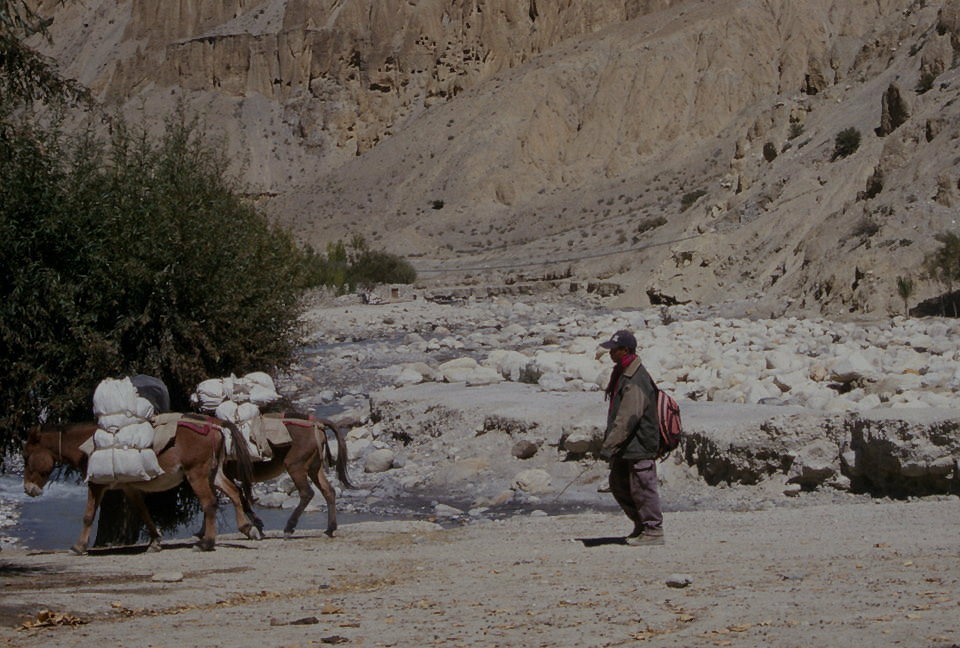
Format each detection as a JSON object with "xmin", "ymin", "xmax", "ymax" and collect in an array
[
  {"xmin": 0, "ymin": 0, "xmax": 88, "ymax": 107},
  {"xmin": 924, "ymin": 231, "xmax": 960, "ymax": 316},
  {"xmin": 896, "ymin": 275, "xmax": 914, "ymax": 317},
  {"xmin": 349, "ymin": 250, "xmax": 418, "ymax": 288},
  {"xmin": 0, "ymin": 113, "xmax": 313, "ymax": 455}
]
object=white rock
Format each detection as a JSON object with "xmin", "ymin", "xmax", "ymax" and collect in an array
[
  {"xmin": 347, "ymin": 438, "xmax": 372, "ymax": 461},
  {"xmin": 434, "ymin": 503, "xmax": 464, "ymax": 517},
  {"xmin": 829, "ymin": 352, "xmax": 875, "ymax": 383},
  {"xmin": 439, "ymin": 357, "xmax": 480, "ymax": 382},
  {"xmin": 537, "ymin": 372, "xmax": 568, "ymax": 391},
  {"xmin": 465, "ymin": 366, "xmax": 504, "ymax": 386},
  {"xmin": 364, "ymin": 448, "xmax": 395, "ymax": 473},
  {"xmin": 512, "ymin": 468, "xmax": 552, "ymax": 494},
  {"xmin": 395, "ymin": 367, "xmax": 425, "ymax": 385},
  {"xmin": 151, "ymin": 572, "xmax": 184, "ymax": 583}
]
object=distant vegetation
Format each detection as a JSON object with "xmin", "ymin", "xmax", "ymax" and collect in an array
[
  {"xmin": 679, "ymin": 188, "xmax": 707, "ymax": 212},
  {"xmin": 306, "ymin": 234, "xmax": 417, "ymax": 292},
  {"xmin": 896, "ymin": 275, "xmax": 914, "ymax": 317},
  {"xmin": 924, "ymin": 232, "xmax": 960, "ymax": 316},
  {"xmin": 832, "ymin": 127, "xmax": 862, "ymax": 160}
]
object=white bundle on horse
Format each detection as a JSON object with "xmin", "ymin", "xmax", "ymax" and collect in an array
[
  {"xmin": 191, "ymin": 377, "xmax": 234, "ymax": 412},
  {"xmin": 89, "ymin": 377, "xmax": 164, "ymax": 484},
  {"xmin": 231, "ymin": 372, "xmax": 281, "ymax": 406},
  {"xmin": 214, "ymin": 400, "xmax": 261, "ymax": 457},
  {"xmin": 93, "ymin": 377, "xmax": 155, "ymax": 432}
]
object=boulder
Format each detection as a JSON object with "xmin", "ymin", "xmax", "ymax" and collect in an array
[
  {"xmin": 829, "ymin": 353, "xmax": 875, "ymax": 383},
  {"xmin": 511, "ymin": 440, "xmax": 539, "ymax": 459},
  {"xmin": 439, "ymin": 357, "xmax": 480, "ymax": 382},
  {"xmin": 512, "ymin": 468, "xmax": 553, "ymax": 494},
  {"xmin": 364, "ymin": 448, "xmax": 395, "ymax": 473},
  {"xmin": 786, "ymin": 440, "xmax": 838, "ymax": 488},
  {"xmin": 538, "ymin": 372, "xmax": 568, "ymax": 391}
]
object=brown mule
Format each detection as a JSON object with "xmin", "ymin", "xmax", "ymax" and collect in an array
[
  {"xmin": 22, "ymin": 415, "xmax": 259, "ymax": 554},
  {"xmin": 225, "ymin": 413, "xmax": 353, "ymax": 537}
]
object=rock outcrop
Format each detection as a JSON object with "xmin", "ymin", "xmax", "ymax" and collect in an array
[{"xmin": 30, "ymin": 0, "xmax": 960, "ymax": 315}]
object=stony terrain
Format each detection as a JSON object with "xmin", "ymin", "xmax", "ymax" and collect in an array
[
  {"xmin": 30, "ymin": 0, "xmax": 960, "ymax": 315},
  {"xmin": 2, "ymin": 295, "xmax": 958, "ymax": 646},
  {"xmin": 247, "ymin": 293, "xmax": 960, "ymax": 524}
]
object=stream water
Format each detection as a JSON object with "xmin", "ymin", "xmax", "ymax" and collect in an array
[{"xmin": 0, "ymin": 473, "xmax": 399, "ymax": 551}]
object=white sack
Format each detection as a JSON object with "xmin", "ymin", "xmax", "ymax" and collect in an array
[
  {"xmin": 93, "ymin": 378, "xmax": 137, "ymax": 417},
  {"xmin": 193, "ymin": 378, "xmax": 227, "ymax": 411},
  {"xmin": 214, "ymin": 400, "xmax": 239, "ymax": 423},
  {"xmin": 87, "ymin": 448, "xmax": 164, "ymax": 484},
  {"xmin": 114, "ymin": 421, "xmax": 155, "ymax": 449},
  {"xmin": 94, "ymin": 428, "xmax": 117, "ymax": 449},
  {"xmin": 236, "ymin": 402, "xmax": 260, "ymax": 423},
  {"xmin": 247, "ymin": 385, "xmax": 281, "ymax": 406}
]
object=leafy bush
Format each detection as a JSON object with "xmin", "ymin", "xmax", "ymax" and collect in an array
[
  {"xmin": 300, "ymin": 235, "xmax": 416, "ymax": 293},
  {"xmin": 896, "ymin": 275, "xmax": 914, "ymax": 316},
  {"xmin": 832, "ymin": 127, "xmax": 862, "ymax": 160},
  {"xmin": 679, "ymin": 189, "xmax": 707, "ymax": 212},
  {"xmin": 925, "ymin": 231, "xmax": 960, "ymax": 288},
  {"xmin": 636, "ymin": 216, "xmax": 667, "ymax": 235},
  {"xmin": 0, "ymin": 113, "xmax": 313, "ymax": 452}
]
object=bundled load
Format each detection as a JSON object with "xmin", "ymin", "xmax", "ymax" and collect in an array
[
  {"xmin": 87, "ymin": 377, "xmax": 164, "ymax": 484},
  {"xmin": 190, "ymin": 372, "xmax": 281, "ymax": 459}
]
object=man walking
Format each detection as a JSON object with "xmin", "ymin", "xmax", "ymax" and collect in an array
[{"xmin": 598, "ymin": 329, "xmax": 665, "ymax": 545}]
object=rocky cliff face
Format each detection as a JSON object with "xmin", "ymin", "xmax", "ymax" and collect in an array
[{"xmin": 34, "ymin": 0, "xmax": 960, "ymax": 316}]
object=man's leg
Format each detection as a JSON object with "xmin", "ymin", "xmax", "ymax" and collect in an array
[
  {"xmin": 609, "ymin": 458, "xmax": 642, "ymax": 535},
  {"xmin": 629, "ymin": 459, "xmax": 663, "ymax": 535}
]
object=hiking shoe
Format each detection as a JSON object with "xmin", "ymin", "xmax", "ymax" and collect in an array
[{"xmin": 625, "ymin": 533, "xmax": 665, "ymax": 546}]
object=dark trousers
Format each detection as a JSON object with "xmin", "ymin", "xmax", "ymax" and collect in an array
[{"xmin": 609, "ymin": 457, "xmax": 663, "ymax": 535}]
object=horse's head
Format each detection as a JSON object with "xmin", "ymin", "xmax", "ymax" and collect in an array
[{"xmin": 22, "ymin": 427, "xmax": 55, "ymax": 497}]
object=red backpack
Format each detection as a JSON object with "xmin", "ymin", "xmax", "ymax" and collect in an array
[{"xmin": 655, "ymin": 387, "xmax": 682, "ymax": 460}]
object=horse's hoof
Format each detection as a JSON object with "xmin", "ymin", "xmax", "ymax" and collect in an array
[
  {"xmin": 70, "ymin": 544, "xmax": 88, "ymax": 556},
  {"xmin": 147, "ymin": 541, "xmax": 162, "ymax": 553},
  {"xmin": 241, "ymin": 524, "xmax": 263, "ymax": 541},
  {"xmin": 194, "ymin": 540, "xmax": 215, "ymax": 552},
  {"xmin": 324, "ymin": 528, "xmax": 336, "ymax": 538}
]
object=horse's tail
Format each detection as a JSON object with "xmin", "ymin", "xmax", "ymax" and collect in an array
[
  {"xmin": 221, "ymin": 419, "xmax": 256, "ymax": 505},
  {"xmin": 314, "ymin": 417, "xmax": 354, "ymax": 489}
]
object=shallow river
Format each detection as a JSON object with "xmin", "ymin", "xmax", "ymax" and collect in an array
[{"xmin": 0, "ymin": 474, "xmax": 391, "ymax": 551}]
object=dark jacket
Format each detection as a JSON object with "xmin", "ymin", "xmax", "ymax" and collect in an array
[{"xmin": 600, "ymin": 357, "xmax": 659, "ymax": 461}]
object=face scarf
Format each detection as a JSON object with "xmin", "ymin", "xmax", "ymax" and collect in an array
[{"xmin": 604, "ymin": 352, "xmax": 637, "ymax": 401}]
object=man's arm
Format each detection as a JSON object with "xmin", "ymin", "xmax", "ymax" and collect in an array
[{"xmin": 600, "ymin": 382, "xmax": 648, "ymax": 458}]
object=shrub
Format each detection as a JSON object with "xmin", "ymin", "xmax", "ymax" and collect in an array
[
  {"xmin": 679, "ymin": 188, "xmax": 707, "ymax": 212},
  {"xmin": 896, "ymin": 275, "xmax": 914, "ymax": 316},
  {"xmin": 924, "ymin": 231, "xmax": 960, "ymax": 291},
  {"xmin": 916, "ymin": 71, "xmax": 936, "ymax": 94},
  {"xmin": 636, "ymin": 216, "xmax": 667, "ymax": 234},
  {"xmin": 853, "ymin": 217, "xmax": 881, "ymax": 238},
  {"xmin": 832, "ymin": 127, "xmax": 862, "ymax": 160},
  {"xmin": 349, "ymin": 250, "xmax": 417, "ymax": 287},
  {"xmin": 762, "ymin": 142, "xmax": 778, "ymax": 162}
]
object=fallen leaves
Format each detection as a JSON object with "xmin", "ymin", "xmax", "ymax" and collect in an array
[{"xmin": 19, "ymin": 610, "xmax": 86, "ymax": 630}]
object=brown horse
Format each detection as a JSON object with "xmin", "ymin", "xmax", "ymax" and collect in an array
[
  {"xmin": 23, "ymin": 415, "xmax": 259, "ymax": 554},
  {"xmin": 230, "ymin": 413, "xmax": 353, "ymax": 537}
]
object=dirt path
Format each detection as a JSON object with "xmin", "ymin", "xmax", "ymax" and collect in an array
[{"xmin": 1, "ymin": 499, "xmax": 958, "ymax": 648}]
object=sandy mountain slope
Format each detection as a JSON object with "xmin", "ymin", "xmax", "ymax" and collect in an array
[{"xmin": 32, "ymin": 0, "xmax": 960, "ymax": 315}]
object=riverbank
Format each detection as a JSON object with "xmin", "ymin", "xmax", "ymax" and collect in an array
[{"xmin": 1, "ymin": 498, "xmax": 958, "ymax": 647}]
